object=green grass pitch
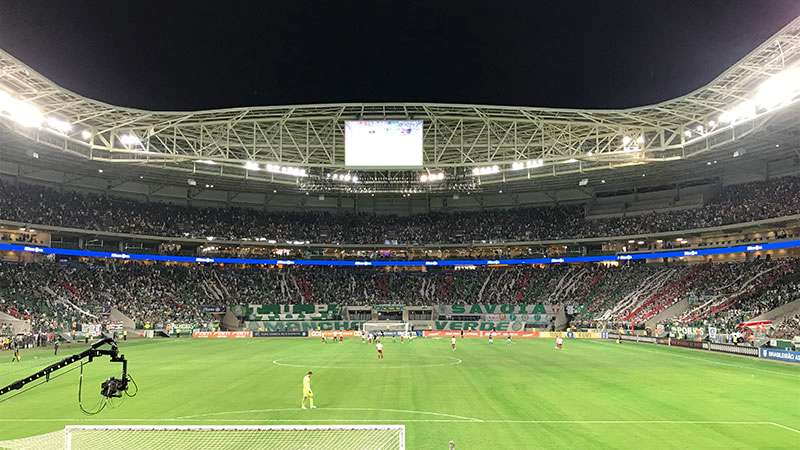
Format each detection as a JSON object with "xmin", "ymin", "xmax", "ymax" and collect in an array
[{"xmin": 0, "ymin": 337, "xmax": 798, "ymax": 449}]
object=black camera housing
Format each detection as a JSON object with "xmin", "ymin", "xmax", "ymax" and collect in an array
[{"xmin": 100, "ymin": 377, "xmax": 128, "ymax": 398}]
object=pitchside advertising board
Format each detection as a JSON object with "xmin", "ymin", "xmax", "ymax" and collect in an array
[
  {"xmin": 244, "ymin": 321, "xmax": 365, "ymax": 332},
  {"xmin": 424, "ymin": 330, "xmax": 601, "ymax": 339},
  {"xmin": 759, "ymin": 347, "xmax": 800, "ymax": 363}
]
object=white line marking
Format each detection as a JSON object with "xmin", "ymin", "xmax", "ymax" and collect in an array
[
  {"xmin": 768, "ymin": 422, "xmax": 800, "ymax": 434},
  {"xmin": 272, "ymin": 357, "xmax": 462, "ymax": 369},
  {"xmin": 586, "ymin": 340, "xmax": 799, "ymax": 378},
  {"xmin": 176, "ymin": 407, "xmax": 483, "ymax": 422}
]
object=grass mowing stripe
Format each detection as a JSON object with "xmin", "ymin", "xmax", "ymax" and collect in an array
[{"xmin": 1, "ymin": 338, "xmax": 797, "ymax": 449}]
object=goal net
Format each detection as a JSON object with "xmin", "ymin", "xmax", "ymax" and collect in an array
[
  {"xmin": 362, "ymin": 321, "xmax": 410, "ymax": 336},
  {"xmin": 0, "ymin": 425, "xmax": 405, "ymax": 450}
]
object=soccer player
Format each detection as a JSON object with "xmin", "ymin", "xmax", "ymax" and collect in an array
[
  {"xmin": 555, "ymin": 336, "xmax": 564, "ymax": 350},
  {"xmin": 54, "ymin": 339, "xmax": 60, "ymax": 355},
  {"xmin": 301, "ymin": 371, "xmax": 316, "ymax": 409},
  {"xmin": 451, "ymin": 336, "xmax": 457, "ymax": 351},
  {"xmin": 376, "ymin": 341, "xmax": 384, "ymax": 359},
  {"xmin": 11, "ymin": 344, "xmax": 20, "ymax": 363},
  {"xmin": 506, "ymin": 333, "xmax": 512, "ymax": 344},
  {"xmin": 488, "ymin": 331, "xmax": 494, "ymax": 344}
]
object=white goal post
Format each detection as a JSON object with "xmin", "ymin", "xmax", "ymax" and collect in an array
[
  {"xmin": 362, "ymin": 321, "xmax": 410, "ymax": 335},
  {"xmin": 60, "ymin": 425, "xmax": 405, "ymax": 450}
]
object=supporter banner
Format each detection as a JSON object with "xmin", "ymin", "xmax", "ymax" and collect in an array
[
  {"xmin": 244, "ymin": 320, "xmax": 365, "ymax": 332},
  {"xmin": 104, "ymin": 321, "xmax": 124, "ymax": 332},
  {"xmin": 81, "ymin": 323, "xmax": 101, "ymax": 336},
  {"xmin": 759, "ymin": 347, "xmax": 800, "ymax": 363},
  {"xmin": 433, "ymin": 320, "xmax": 534, "ymax": 332},
  {"xmin": 373, "ymin": 304, "xmax": 404, "ymax": 312},
  {"xmin": 192, "ymin": 331, "xmax": 252, "ymax": 339},
  {"xmin": 253, "ymin": 331, "xmax": 308, "ymax": 337},
  {"xmin": 169, "ymin": 323, "xmax": 195, "ymax": 335},
  {"xmin": 203, "ymin": 306, "xmax": 226, "ymax": 313},
  {"xmin": 246, "ymin": 304, "xmax": 340, "ymax": 321},
  {"xmin": 708, "ymin": 342, "xmax": 759, "ymax": 357},
  {"xmin": 439, "ymin": 304, "xmax": 556, "ymax": 316}
]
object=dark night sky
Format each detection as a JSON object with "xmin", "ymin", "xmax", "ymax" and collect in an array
[{"xmin": 1, "ymin": 0, "xmax": 799, "ymax": 111}]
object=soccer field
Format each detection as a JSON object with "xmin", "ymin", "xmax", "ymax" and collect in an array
[{"xmin": 0, "ymin": 337, "xmax": 798, "ymax": 449}]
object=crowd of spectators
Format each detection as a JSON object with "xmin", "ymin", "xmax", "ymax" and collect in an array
[
  {"xmin": 773, "ymin": 313, "xmax": 800, "ymax": 339},
  {"xmin": 1, "ymin": 176, "xmax": 800, "ymax": 244},
  {"xmin": 2, "ymin": 258, "xmax": 800, "ymax": 335}
]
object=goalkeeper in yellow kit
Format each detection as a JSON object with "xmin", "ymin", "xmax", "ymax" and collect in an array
[{"xmin": 301, "ymin": 371, "xmax": 316, "ymax": 409}]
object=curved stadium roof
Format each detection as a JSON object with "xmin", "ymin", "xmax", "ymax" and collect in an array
[{"xmin": 1, "ymin": 16, "xmax": 800, "ymax": 195}]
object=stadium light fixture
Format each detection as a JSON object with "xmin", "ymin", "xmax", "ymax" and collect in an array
[
  {"xmin": 578, "ymin": 178, "xmax": 589, "ymax": 186},
  {"xmin": 46, "ymin": 117, "xmax": 72, "ymax": 133},
  {"xmin": 197, "ymin": 159, "xmax": 217, "ymax": 165},
  {"xmin": 564, "ymin": 158, "xmax": 578, "ymax": 164},
  {"xmin": 244, "ymin": 161, "xmax": 260, "ymax": 171},
  {"xmin": 471, "ymin": 165, "xmax": 500, "ymax": 176},
  {"xmin": 753, "ymin": 67, "xmax": 800, "ymax": 110},
  {"xmin": 98, "ymin": 169, "xmax": 104, "ymax": 173},
  {"xmin": 81, "ymin": 129, "xmax": 93, "ymax": 140},
  {"xmin": 719, "ymin": 100, "xmax": 756, "ymax": 124},
  {"xmin": 266, "ymin": 164, "xmax": 308, "ymax": 178},
  {"xmin": 511, "ymin": 159, "xmax": 544, "ymax": 170},
  {"xmin": 420, "ymin": 172, "xmax": 445, "ymax": 182},
  {"xmin": 0, "ymin": 89, "xmax": 44, "ymax": 128},
  {"xmin": 120, "ymin": 133, "xmax": 141, "ymax": 147}
]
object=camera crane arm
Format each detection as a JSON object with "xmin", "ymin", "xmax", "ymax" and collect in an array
[{"xmin": 0, "ymin": 337, "xmax": 128, "ymax": 397}]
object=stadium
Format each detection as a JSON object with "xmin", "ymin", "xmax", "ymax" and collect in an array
[{"xmin": 0, "ymin": 3, "xmax": 799, "ymax": 449}]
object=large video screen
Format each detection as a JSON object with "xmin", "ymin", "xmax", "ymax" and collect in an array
[{"xmin": 345, "ymin": 120, "xmax": 423, "ymax": 168}]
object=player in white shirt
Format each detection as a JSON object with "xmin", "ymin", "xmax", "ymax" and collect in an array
[
  {"xmin": 451, "ymin": 336, "xmax": 457, "ymax": 351},
  {"xmin": 375, "ymin": 341, "xmax": 384, "ymax": 359},
  {"xmin": 488, "ymin": 332, "xmax": 494, "ymax": 344},
  {"xmin": 555, "ymin": 336, "xmax": 564, "ymax": 350}
]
